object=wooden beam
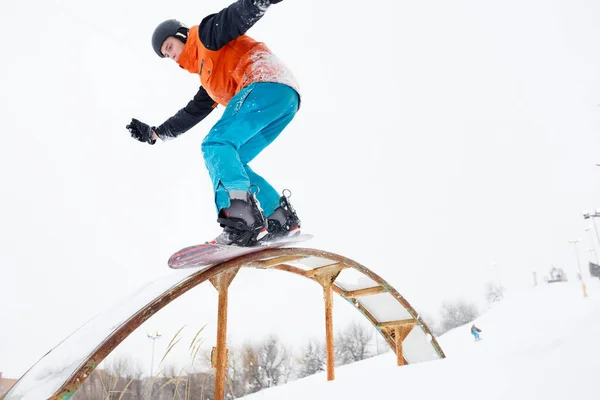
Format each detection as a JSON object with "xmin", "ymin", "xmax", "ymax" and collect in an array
[
  {"xmin": 304, "ymin": 263, "xmax": 346, "ymax": 278},
  {"xmin": 272, "ymin": 264, "xmax": 310, "ymax": 277},
  {"xmin": 343, "ymin": 286, "xmax": 386, "ymax": 298},
  {"xmin": 247, "ymin": 255, "xmax": 307, "ymax": 269},
  {"xmin": 377, "ymin": 319, "xmax": 416, "ymax": 329}
]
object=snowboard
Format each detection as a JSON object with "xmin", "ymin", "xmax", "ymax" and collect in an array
[{"xmin": 168, "ymin": 233, "xmax": 313, "ymax": 269}]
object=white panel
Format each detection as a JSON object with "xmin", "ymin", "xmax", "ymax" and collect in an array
[
  {"xmin": 334, "ymin": 268, "xmax": 379, "ymax": 291},
  {"xmin": 358, "ymin": 293, "xmax": 414, "ymax": 322},
  {"xmin": 402, "ymin": 326, "xmax": 442, "ymax": 363},
  {"xmin": 286, "ymin": 256, "xmax": 339, "ymax": 271}
]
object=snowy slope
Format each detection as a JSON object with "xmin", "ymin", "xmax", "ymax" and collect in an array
[{"xmin": 240, "ymin": 281, "xmax": 600, "ymax": 399}]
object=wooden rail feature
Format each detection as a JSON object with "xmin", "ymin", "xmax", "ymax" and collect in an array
[{"xmin": 3, "ymin": 247, "xmax": 445, "ymax": 400}]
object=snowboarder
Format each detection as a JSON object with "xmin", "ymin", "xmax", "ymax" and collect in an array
[
  {"xmin": 470, "ymin": 324, "xmax": 482, "ymax": 341},
  {"xmin": 126, "ymin": 0, "xmax": 301, "ymax": 246}
]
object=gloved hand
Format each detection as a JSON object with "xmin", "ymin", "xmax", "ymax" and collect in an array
[
  {"xmin": 256, "ymin": 0, "xmax": 282, "ymax": 6},
  {"xmin": 126, "ymin": 118, "xmax": 156, "ymax": 145}
]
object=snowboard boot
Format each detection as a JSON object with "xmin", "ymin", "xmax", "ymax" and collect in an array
[
  {"xmin": 210, "ymin": 191, "xmax": 268, "ymax": 246},
  {"xmin": 263, "ymin": 190, "xmax": 301, "ymax": 242}
]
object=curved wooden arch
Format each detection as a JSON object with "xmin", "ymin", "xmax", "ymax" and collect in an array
[{"xmin": 3, "ymin": 247, "xmax": 444, "ymax": 400}]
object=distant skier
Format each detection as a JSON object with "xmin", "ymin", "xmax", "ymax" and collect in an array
[
  {"xmin": 471, "ymin": 324, "xmax": 482, "ymax": 341},
  {"xmin": 126, "ymin": 0, "xmax": 301, "ymax": 246}
]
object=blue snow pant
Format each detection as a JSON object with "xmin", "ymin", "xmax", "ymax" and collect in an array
[{"xmin": 201, "ymin": 82, "xmax": 299, "ymax": 217}]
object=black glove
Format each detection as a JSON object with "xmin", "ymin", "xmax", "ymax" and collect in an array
[
  {"xmin": 256, "ymin": 0, "xmax": 282, "ymax": 6},
  {"xmin": 126, "ymin": 118, "xmax": 156, "ymax": 145}
]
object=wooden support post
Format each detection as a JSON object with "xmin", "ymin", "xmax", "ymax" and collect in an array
[
  {"xmin": 393, "ymin": 324, "xmax": 414, "ymax": 366},
  {"xmin": 395, "ymin": 326, "xmax": 405, "ymax": 366},
  {"xmin": 324, "ymin": 281, "xmax": 335, "ymax": 381},
  {"xmin": 209, "ymin": 268, "xmax": 240, "ymax": 400},
  {"xmin": 310, "ymin": 264, "xmax": 345, "ymax": 382}
]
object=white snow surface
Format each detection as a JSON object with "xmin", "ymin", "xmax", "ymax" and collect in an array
[
  {"xmin": 4, "ymin": 269, "xmax": 199, "ymax": 400},
  {"xmin": 239, "ymin": 280, "xmax": 600, "ymax": 399}
]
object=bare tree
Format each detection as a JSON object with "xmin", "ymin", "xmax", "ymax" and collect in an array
[
  {"xmin": 439, "ymin": 299, "xmax": 479, "ymax": 334},
  {"xmin": 151, "ymin": 364, "xmax": 183, "ymax": 400},
  {"xmin": 71, "ymin": 369, "xmax": 109, "ymax": 400},
  {"xmin": 486, "ymin": 282, "xmax": 505, "ymax": 304},
  {"xmin": 420, "ymin": 312, "xmax": 443, "ymax": 337},
  {"xmin": 335, "ymin": 321, "xmax": 373, "ymax": 366},
  {"xmin": 226, "ymin": 345, "xmax": 247, "ymax": 398},
  {"xmin": 72, "ymin": 357, "xmax": 145, "ymax": 400},
  {"xmin": 186, "ymin": 369, "xmax": 215, "ymax": 400},
  {"xmin": 240, "ymin": 335, "xmax": 292, "ymax": 393},
  {"xmin": 296, "ymin": 339, "xmax": 326, "ymax": 378}
]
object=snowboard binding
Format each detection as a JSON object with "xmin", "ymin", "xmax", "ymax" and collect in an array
[
  {"xmin": 265, "ymin": 189, "xmax": 301, "ymax": 241},
  {"xmin": 212, "ymin": 189, "xmax": 268, "ymax": 246}
]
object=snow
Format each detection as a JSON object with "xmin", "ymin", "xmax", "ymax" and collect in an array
[
  {"xmin": 3, "ymin": 269, "xmax": 199, "ymax": 400},
  {"xmin": 239, "ymin": 280, "xmax": 600, "ymax": 399}
]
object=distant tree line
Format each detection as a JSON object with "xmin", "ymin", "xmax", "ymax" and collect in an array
[
  {"xmin": 72, "ymin": 321, "xmax": 380, "ymax": 400},
  {"xmin": 422, "ymin": 281, "xmax": 503, "ymax": 336}
]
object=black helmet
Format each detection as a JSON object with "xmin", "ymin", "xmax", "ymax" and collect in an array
[{"xmin": 151, "ymin": 19, "xmax": 189, "ymax": 58}]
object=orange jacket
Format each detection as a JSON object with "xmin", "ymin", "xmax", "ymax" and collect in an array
[{"xmin": 177, "ymin": 25, "xmax": 298, "ymax": 106}]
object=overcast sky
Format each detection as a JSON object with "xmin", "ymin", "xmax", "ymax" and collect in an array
[{"xmin": 1, "ymin": 0, "xmax": 600, "ymax": 380}]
